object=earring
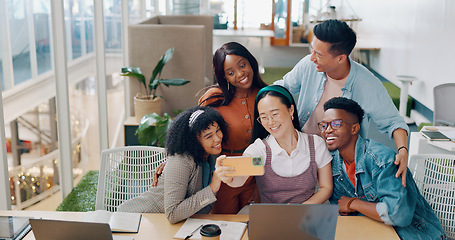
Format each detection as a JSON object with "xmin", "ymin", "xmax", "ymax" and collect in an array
[
  {"xmin": 291, "ymin": 116, "xmax": 294, "ymax": 120},
  {"xmin": 227, "ymin": 83, "xmax": 230, "ymax": 91}
]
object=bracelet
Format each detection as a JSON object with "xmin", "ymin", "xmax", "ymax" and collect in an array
[
  {"xmin": 397, "ymin": 146, "xmax": 408, "ymax": 153},
  {"xmin": 346, "ymin": 197, "xmax": 358, "ymax": 212}
]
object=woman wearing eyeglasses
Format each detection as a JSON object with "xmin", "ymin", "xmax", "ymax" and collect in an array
[{"xmin": 215, "ymin": 85, "xmax": 333, "ymax": 204}]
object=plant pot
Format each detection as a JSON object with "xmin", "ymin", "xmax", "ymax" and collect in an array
[{"xmin": 134, "ymin": 94, "xmax": 162, "ymax": 123}]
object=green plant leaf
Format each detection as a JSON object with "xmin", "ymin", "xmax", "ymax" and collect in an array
[
  {"xmin": 121, "ymin": 67, "xmax": 142, "ymax": 75},
  {"xmin": 149, "ymin": 48, "xmax": 175, "ymax": 90},
  {"xmin": 136, "ymin": 113, "xmax": 160, "ymax": 130},
  {"xmin": 154, "ymin": 113, "xmax": 173, "ymax": 146},
  {"xmin": 135, "ymin": 113, "xmax": 172, "ymax": 147},
  {"xmin": 121, "ymin": 67, "xmax": 147, "ymax": 93},
  {"xmin": 121, "ymin": 67, "xmax": 145, "ymax": 82},
  {"xmin": 137, "ymin": 125, "xmax": 158, "ymax": 146},
  {"xmin": 123, "ymin": 48, "xmax": 188, "ymax": 100},
  {"xmin": 161, "ymin": 48, "xmax": 174, "ymax": 64},
  {"xmin": 136, "ymin": 121, "xmax": 158, "ymax": 146},
  {"xmin": 149, "ymin": 78, "xmax": 160, "ymax": 91},
  {"xmin": 159, "ymin": 78, "xmax": 190, "ymax": 87}
]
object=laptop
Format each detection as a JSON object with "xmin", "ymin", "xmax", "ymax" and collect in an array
[
  {"xmin": 248, "ymin": 203, "xmax": 339, "ymax": 240},
  {"xmin": 0, "ymin": 216, "xmax": 32, "ymax": 240},
  {"xmin": 29, "ymin": 219, "xmax": 113, "ymax": 240}
]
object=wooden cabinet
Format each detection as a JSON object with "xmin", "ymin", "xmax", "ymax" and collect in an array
[{"xmin": 124, "ymin": 117, "xmax": 140, "ymax": 146}]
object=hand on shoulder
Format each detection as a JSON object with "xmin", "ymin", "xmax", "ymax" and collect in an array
[{"xmin": 198, "ymin": 86, "xmax": 223, "ymax": 105}]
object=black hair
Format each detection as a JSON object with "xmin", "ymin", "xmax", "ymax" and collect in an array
[
  {"xmin": 165, "ymin": 106, "xmax": 228, "ymax": 164},
  {"xmin": 252, "ymin": 85, "xmax": 300, "ymax": 140},
  {"xmin": 323, "ymin": 97, "xmax": 364, "ymax": 124},
  {"xmin": 200, "ymin": 42, "xmax": 268, "ymax": 107},
  {"xmin": 313, "ymin": 19, "xmax": 357, "ymax": 56}
]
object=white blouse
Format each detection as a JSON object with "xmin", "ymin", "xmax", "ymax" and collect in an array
[{"xmin": 244, "ymin": 130, "xmax": 332, "ymax": 177}]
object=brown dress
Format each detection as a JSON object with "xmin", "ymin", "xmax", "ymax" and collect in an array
[{"xmin": 199, "ymin": 87, "xmax": 261, "ymax": 214}]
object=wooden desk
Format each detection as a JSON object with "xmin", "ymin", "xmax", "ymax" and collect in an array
[
  {"xmin": 213, "ymin": 29, "xmax": 274, "ymax": 74},
  {"xmin": 1, "ymin": 210, "xmax": 398, "ymax": 240}
]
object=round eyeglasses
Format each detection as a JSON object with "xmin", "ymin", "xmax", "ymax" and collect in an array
[
  {"xmin": 257, "ymin": 112, "xmax": 281, "ymax": 124},
  {"xmin": 317, "ymin": 119, "xmax": 357, "ymax": 131}
]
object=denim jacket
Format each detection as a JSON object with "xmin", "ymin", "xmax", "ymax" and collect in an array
[
  {"xmin": 329, "ymin": 136, "xmax": 445, "ymax": 240},
  {"xmin": 274, "ymin": 55, "xmax": 409, "ymax": 139}
]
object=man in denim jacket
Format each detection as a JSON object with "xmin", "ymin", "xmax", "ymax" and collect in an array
[
  {"xmin": 320, "ymin": 97, "xmax": 445, "ymax": 239},
  {"xmin": 275, "ymin": 19, "xmax": 409, "ymax": 187}
]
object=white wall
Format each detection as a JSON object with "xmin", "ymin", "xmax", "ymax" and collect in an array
[{"xmin": 344, "ymin": 0, "xmax": 455, "ymax": 111}]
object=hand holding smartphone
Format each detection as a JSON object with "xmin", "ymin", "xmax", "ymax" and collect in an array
[{"xmin": 223, "ymin": 156, "xmax": 264, "ymax": 176}]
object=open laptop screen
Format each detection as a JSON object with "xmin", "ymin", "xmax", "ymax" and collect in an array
[
  {"xmin": 29, "ymin": 219, "xmax": 113, "ymax": 240},
  {"xmin": 249, "ymin": 203, "xmax": 338, "ymax": 240}
]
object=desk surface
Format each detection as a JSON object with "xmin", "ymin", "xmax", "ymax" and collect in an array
[
  {"xmin": 124, "ymin": 116, "xmax": 139, "ymax": 126},
  {"xmin": 0, "ymin": 210, "xmax": 398, "ymax": 240},
  {"xmin": 410, "ymin": 126, "xmax": 455, "ymax": 154}
]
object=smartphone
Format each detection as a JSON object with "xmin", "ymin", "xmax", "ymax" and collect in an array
[
  {"xmin": 223, "ymin": 156, "xmax": 264, "ymax": 176},
  {"xmin": 421, "ymin": 131, "xmax": 451, "ymax": 141}
]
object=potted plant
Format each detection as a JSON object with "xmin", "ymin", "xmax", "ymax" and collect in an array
[
  {"xmin": 121, "ymin": 48, "xmax": 190, "ymax": 123},
  {"xmin": 135, "ymin": 112, "xmax": 173, "ymax": 147}
]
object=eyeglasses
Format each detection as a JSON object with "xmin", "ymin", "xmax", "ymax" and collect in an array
[
  {"xmin": 257, "ymin": 112, "xmax": 281, "ymax": 124},
  {"xmin": 317, "ymin": 119, "xmax": 357, "ymax": 131}
]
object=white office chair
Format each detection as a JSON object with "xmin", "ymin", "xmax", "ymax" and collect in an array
[
  {"xmin": 409, "ymin": 154, "xmax": 455, "ymax": 239},
  {"xmin": 95, "ymin": 146, "xmax": 167, "ymax": 212},
  {"xmin": 434, "ymin": 83, "xmax": 455, "ymax": 126}
]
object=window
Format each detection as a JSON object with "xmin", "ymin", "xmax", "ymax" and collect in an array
[{"xmin": 211, "ymin": 0, "xmax": 272, "ymax": 29}]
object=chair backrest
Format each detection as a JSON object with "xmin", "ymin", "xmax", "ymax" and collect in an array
[
  {"xmin": 409, "ymin": 154, "xmax": 455, "ymax": 238},
  {"xmin": 433, "ymin": 83, "xmax": 455, "ymax": 126},
  {"xmin": 95, "ymin": 146, "xmax": 167, "ymax": 212}
]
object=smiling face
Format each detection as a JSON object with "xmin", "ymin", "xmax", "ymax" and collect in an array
[
  {"xmin": 257, "ymin": 95, "xmax": 295, "ymax": 140},
  {"xmin": 197, "ymin": 122, "xmax": 223, "ymax": 156},
  {"xmin": 310, "ymin": 36, "xmax": 344, "ymax": 74},
  {"xmin": 223, "ymin": 54, "xmax": 254, "ymax": 97},
  {"xmin": 321, "ymin": 108, "xmax": 359, "ymax": 152}
]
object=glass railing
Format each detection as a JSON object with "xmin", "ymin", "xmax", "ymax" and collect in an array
[{"xmin": 8, "ymin": 111, "xmax": 89, "ymax": 210}]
